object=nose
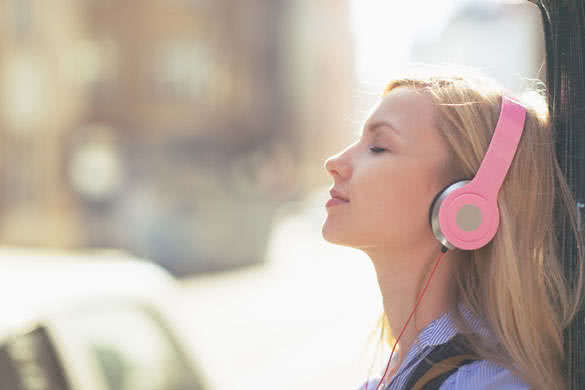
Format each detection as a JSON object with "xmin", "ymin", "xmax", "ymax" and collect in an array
[{"xmin": 324, "ymin": 148, "xmax": 352, "ymax": 179}]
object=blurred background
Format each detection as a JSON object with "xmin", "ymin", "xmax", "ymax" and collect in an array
[{"xmin": 0, "ymin": 0, "xmax": 547, "ymax": 389}]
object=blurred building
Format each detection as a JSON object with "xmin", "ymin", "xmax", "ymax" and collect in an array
[
  {"xmin": 410, "ymin": 0, "xmax": 546, "ymax": 94},
  {"xmin": 0, "ymin": 0, "xmax": 90, "ymax": 248},
  {"xmin": 0, "ymin": 0, "xmax": 354, "ymax": 275}
]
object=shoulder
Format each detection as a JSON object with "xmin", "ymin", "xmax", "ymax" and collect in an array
[{"xmin": 439, "ymin": 359, "xmax": 531, "ymax": 390}]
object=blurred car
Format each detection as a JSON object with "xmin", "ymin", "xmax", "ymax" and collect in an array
[{"xmin": 0, "ymin": 248, "xmax": 209, "ymax": 390}]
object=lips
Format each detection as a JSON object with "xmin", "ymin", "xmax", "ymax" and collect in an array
[
  {"xmin": 326, "ymin": 188, "xmax": 350, "ymax": 208},
  {"xmin": 328, "ymin": 189, "xmax": 350, "ymax": 203}
]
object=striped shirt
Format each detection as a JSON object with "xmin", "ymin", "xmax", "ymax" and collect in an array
[{"xmin": 357, "ymin": 304, "xmax": 530, "ymax": 389}]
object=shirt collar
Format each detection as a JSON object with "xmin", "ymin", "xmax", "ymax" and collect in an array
[
  {"xmin": 417, "ymin": 302, "xmax": 492, "ymax": 349},
  {"xmin": 392, "ymin": 302, "xmax": 492, "ymax": 370}
]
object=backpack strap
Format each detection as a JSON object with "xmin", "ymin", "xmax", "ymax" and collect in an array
[{"xmin": 403, "ymin": 334, "xmax": 480, "ymax": 390}]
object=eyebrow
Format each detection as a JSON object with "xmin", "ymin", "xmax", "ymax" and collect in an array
[{"xmin": 363, "ymin": 120, "xmax": 401, "ymax": 137}]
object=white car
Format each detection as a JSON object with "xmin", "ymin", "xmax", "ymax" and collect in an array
[{"xmin": 0, "ymin": 248, "xmax": 209, "ymax": 390}]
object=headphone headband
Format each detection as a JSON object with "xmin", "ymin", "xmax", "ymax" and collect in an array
[{"xmin": 471, "ymin": 96, "xmax": 527, "ymax": 202}]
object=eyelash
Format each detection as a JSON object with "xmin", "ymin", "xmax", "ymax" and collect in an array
[{"xmin": 369, "ymin": 146, "xmax": 387, "ymax": 154}]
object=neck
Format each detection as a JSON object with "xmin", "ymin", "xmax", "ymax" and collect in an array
[{"xmin": 364, "ymin": 243, "xmax": 462, "ymax": 368}]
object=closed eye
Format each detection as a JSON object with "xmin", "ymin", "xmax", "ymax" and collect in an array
[{"xmin": 369, "ymin": 146, "xmax": 387, "ymax": 154}]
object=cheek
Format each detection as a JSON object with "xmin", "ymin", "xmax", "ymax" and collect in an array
[{"xmin": 352, "ymin": 167, "xmax": 431, "ymax": 237}]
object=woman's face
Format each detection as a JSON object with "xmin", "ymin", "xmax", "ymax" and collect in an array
[{"xmin": 322, "ymin": 87, "xmax": 452, "ymax": 251}]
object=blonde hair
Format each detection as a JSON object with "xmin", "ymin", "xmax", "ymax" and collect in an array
[{"xmin": 368, "ymin": 65, "xmax": 585, "ymax": 390}]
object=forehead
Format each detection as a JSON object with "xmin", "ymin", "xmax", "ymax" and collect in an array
[{"xmin": 367, "ymin": 87, "xmax": 436, "ymax": 139}]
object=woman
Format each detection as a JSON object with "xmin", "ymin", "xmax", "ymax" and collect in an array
[{"xmin": 322, "ymin": 67, "xmax": 584, "ymax": 389}]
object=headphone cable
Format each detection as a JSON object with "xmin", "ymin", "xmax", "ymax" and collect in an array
[{"xmin": 366, "ymin": 245, "xmax": 449, "ymax": 390}]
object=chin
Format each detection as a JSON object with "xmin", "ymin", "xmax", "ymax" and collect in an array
[{"xmin": 321, "ymin": 221, "xmax": 355, "ymax": 247}]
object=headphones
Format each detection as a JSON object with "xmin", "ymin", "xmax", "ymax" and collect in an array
[{"xmin": 429, "ymin": 95, "xmax": 527, "ymax": 251}]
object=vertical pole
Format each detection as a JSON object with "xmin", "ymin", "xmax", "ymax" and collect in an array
[{"xmin": 532, "ymin": 0, "xmax": 585, "ymax": 388}]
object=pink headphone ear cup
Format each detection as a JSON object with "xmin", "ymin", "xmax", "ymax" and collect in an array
[
  {"xmin": 441, "ymin": 190, "xmax": 500, "ymax": 251},
  {"xmin": 430, "ymin": 180, "xmax": 501, "ymax": 251}
]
